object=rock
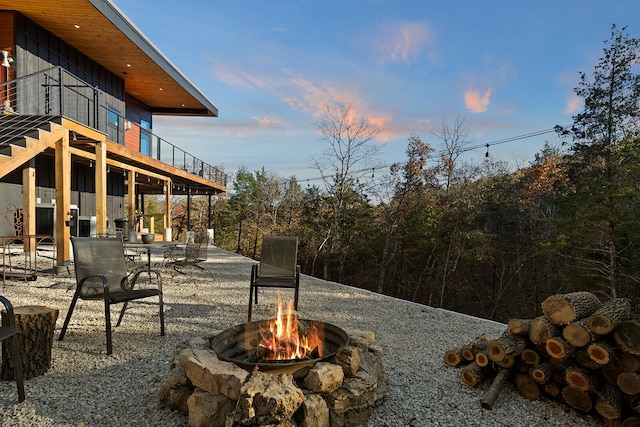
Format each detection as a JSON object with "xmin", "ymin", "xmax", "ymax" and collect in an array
[
  {"xmin": 296, "ymin": 393, "xmax": 330, "ymax": 427},
  {"xmin": 178, "ymin": 348, "xmax": 249, "ymax": 400},
  {"xmin": 334, "ymin": 346, "xmax": 363, "ymax": 377},
  {"xmin": 187, "ymin": 388, "xmax": 236, "ymax": 427},
  {"xmin": 345, "ymin": 329, "xmax": 375, "ymax": 343},
  {"xmin": 234, "ymin": 371, "xmax": 304, "ymax": 425},
  {"xmin": 325, "ymin": 351, "xmax": 388, "ymax": 427},
  {"xmin": 159, "ymin": 364, "xmax": 193, "ymax": 413},
  {"xmin": 304, "ymin": 362, "xmax": 344, "ymax": 393}
]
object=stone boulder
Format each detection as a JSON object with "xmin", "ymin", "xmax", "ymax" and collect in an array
[{"xmin": 234, "ymin": 371, "xmax": 304, "ymax": 425}]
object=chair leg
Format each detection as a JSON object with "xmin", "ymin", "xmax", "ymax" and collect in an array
[
  {"xmin": 248, "ymin": 284, "xmax": 254, "ymax": 322},
  {"xmin": 158, "ymin": 293, "xmax": 165, "ymax": 336},
  {"xmin": 9, "ymin": 333, "xmax": 25, "ymax": 402},
  {"xmin": 116, "ymin": 302, "xmax": 129, "ymax": 327},
  {"xmin": 104, "ymin": 299, "xmax": 113, "ymax": 356},
  {"xmin": 59, "ymin": 292, "xmax": 80, "ymax": 341}
]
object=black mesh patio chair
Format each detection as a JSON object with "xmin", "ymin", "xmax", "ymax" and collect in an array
[
  {"xmin": 59, "ymin": 237, "xmax": 164, "ymax": 355},
  {"xmin": 0, "ymin": 295, "xmax": 25, "ymax": 402},
  {"xmin": 164, "ymin": 231, "xmax": 209, "ymax": 274},
  {"xmin": 248, "ymin": 235, "xmax": 300, "ymax": 321}
]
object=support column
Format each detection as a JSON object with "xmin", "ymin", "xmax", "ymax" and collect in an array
[
  {"xmin": 94, "ymin": 139, "xmax": 107, "ymax": 233},
  {"xmin": 22, "ymin": 159, "xmax": 36, "ymax": 253},
  {"xmin": 164, "ymin": 181, "xmax": 171, "ymax": 230},
  {"xmin": 126, "ymin": 170, "xmax": 136, "ymax": 241},
  {"xmin": 55, "ymin": 130, "xmax": 71, "ymax": 268}
]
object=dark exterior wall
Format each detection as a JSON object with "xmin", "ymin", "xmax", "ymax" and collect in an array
[{"xmin": 12, "ymin": 12, "xmax": 126, "ymax": 134}]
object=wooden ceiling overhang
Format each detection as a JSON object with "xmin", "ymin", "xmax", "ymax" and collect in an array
[{"xmin": 0, "ymin": 0, "xmax": 218, "ymax": 117}]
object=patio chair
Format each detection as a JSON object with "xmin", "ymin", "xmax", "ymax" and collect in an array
[
  {"xmin": 248, "ymin": 235, "xmax": 300, "ymax": 321},
  {"xmin": 164, "ymin": 231, "xmax": 209, "ymax": 274},
  {"xmin": 59, "ymin": 237, "xmax": 164, "ymax": 355},
  {"xmin": 0, "ymin": 295, "xmax": 25, "ymax": 402}
]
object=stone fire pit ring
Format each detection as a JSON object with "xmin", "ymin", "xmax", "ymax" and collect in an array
[{"xmin": 210, "ymin": 318, "xmax": 349, "ymax": 377}]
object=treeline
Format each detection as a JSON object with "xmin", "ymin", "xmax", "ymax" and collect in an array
[{"xmin": 167, "ymin": 25, "xmax": 640, "ymax": 323}]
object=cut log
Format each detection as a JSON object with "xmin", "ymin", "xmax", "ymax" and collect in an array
[
  {"xmin": 574, "ymin": 349, "xmax": 602, "ymax": 370},
  {"xmin": 596, "ymin": 383, "xmax": 623, "ymax": 420},
  {"xmin": 529, "ymin": 362, "xmax": 553, "ymax": 384},
  {"xmin": 444, "ymin": 349, "xmax": 464, "ymax": 367},
  {"xmin": 508, "ymin": 319, "xmax": 532, "ymax": 336},
  {"xmin": 445, "ymin": 334, "xmax": 492, "ymax": 365},
  {"xmin": 514, "ymin": 373, "xmax": 540, "ymax": 400},
  {"xmin": 615, "ymin": 320, "xmax": 640, "ymax": 356},
  {"xmin": 602, "ymin": 364, "xmax": 623, "ymax": 386},
  {"xmin": 475, "ymin": 351, "xmax": 490, "ymax": 368},
  {"xmin": 566, "ymin": 365, "xmax": 599, "ymax": 391},
  {"xmin": 530, "ymin": 316, "xmax": 562, "ymax": 346},
  {"xmin": 562, "ymin": 385, "xmax": 594, "ymax": 413},
  {"xmin": 589, "ymin": 298, "xmax": 632, "ymax": 336},
  {"xmin": 495, "ymin": 355, "xmax": 516, "ymax": 369},
  {"xmin": 487, "ymin": 330, "xmax": 527, "ymax": 363},
  {"xmin": 563, "ymin": 318, "xmax": 594, "ymax": 347},
  {"xmin": 1, "ymin": 305, "xmax": 59, "ymax": 380},
  {"xmin": 617, "ymin": 372, "xmax": 640, "ymax": 395},
  {"xmin": 588, "ymin": 341, "xmax": 616, "ymax": 366},
  {"xmin": 546, "ymin": 336, "xmax": 575, "ymax": 359},
  {"xmin": 622, "ymin": 416, "xmax": 640, "ymax": 427},
  {"xmin": 480, "ymin": 367, "xmax": 512, "ymax": 410},
  {"xmin": 521, "ymin": 348, "xmax": 541, "ymax": 365},
  {"xmin": 543, "ymin": 381, "xmax": 562, "ymax": 398},
  {"xmin": 461, "ymin": 333, "xmax": 492, "ymax": 361},
  {"xmin": 618, "ymin": 353, "xmax": 640, "ymax": 373},
  {"xmin": 542, "ymin": 291, "xmax": 602, "ymax": 325},
  {"xmin": 460, "ymin": 361, "xmax": 486, "ymax": 388}
]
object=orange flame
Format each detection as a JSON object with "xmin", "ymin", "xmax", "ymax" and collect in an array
[{"xmin": 258, "ymin": 296, "xmax": 323, "ymax": 360}]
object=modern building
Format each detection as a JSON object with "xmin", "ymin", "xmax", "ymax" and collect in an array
[{"xmin": 0, "ymin": 0, "xmax": 226, "ymax": 270}]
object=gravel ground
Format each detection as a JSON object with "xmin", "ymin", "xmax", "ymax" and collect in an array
[{"xmin": 0, "ymin": 245, "xmax": 602, "ymax": 426}]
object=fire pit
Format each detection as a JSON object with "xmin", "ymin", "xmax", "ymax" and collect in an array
[{"xmin": 210, "ymin": 318, "xmax": 349, "ymax": 376}]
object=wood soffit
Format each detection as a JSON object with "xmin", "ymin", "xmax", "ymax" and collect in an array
[{"xmin": 0, "ymin": 0, "xmax": 218, "ymax": 117}]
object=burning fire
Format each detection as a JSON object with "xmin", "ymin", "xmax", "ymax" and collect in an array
[{"xmin": 258, "ymin": 297, "xmax": 323, "ymax": 360}]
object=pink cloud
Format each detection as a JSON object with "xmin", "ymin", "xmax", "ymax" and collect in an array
[
  {"xmin": 464, "ymin": 88, "xmax": 493, "ymax": 113},
  {"xmin": 564, "ymin": 95, "xmax": 582, "ymax": 115},
  {"xmin": 370, "ymin": 22, "xmax": 433, "ymax": 65}
]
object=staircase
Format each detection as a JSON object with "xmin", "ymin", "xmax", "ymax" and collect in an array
[{"xmin": 0, "ymin": 115, "xmax": 64, "ymax": 179}]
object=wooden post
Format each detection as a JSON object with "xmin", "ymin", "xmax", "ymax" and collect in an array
[
  {"xmin": 55, "ymin": 130, "xmax": 71, "ymax": 265},
  {"xmin": 1, "ymin": 306, "xmax": 59, "ymax": 380},
  {"xmin": 95, "ymin": 139, "xmax": 107, "ymax": 232}
]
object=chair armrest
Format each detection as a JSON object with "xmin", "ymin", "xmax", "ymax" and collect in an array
[
  {"xmin": 130, "ymin": 268, "xmax": 163, "ymax": 292},
  {"xmin": 0, "ymin": 295, "xmax": 17, "ymax": 329},
  {"xmin": 78, "ymin": 275, "xmax": 109, "ymax": 298}
]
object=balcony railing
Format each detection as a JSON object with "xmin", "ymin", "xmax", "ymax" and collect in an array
[{"xmin": 0, "ymin": 66, "xmax": 227, "ymax": 187}]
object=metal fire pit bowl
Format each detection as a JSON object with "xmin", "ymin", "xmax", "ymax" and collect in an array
[{"xmin": 210, "ymin": 319, "xmax": 349, "ymax": 377}]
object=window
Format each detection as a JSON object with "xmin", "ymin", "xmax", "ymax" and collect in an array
[
  {"xmin": 107, "ymin": 107, "xmax": 119, "ymax": 128},
  {"xmin": 140, "ymin": 119, "xmax": 151, "ymax": 156}
]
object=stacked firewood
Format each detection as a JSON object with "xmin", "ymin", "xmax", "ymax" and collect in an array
[{"xmin": 444, "ymin": 291, "xmax": 640, "ymax": 426}]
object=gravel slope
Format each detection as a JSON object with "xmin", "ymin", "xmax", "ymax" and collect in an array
[{"xmin": 0, "ymin": 245, "xmax": 602, "ymax": 426}]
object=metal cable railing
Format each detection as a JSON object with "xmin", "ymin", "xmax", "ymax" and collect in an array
[{"xmin": 0, "ymin": 66, "xmax": 227, "ymax": 187}]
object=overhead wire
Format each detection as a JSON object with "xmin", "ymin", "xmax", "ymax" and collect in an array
[{"xmin": 297, "ymin": 126, "xmax": 566, "ymax": 184}]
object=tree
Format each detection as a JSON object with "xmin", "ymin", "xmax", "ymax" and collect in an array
[
  {"xmin": 312, "ymin": 102, "xmax": 381, "ymax": 280},
  {"xmin": 556, "ymin": 24, "xmax": 640, "ymax": 298}
]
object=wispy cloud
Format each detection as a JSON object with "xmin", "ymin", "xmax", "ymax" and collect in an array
[
  {"xmin": 564, "ymin": 95, "xmax": 582, "ymax": 115},
  {"xmin": 369, "ymin": 22, "xmax": 433, "ymax": 65},
  {"xmin": 464, "ymin": 88, "xmax": 493, "ymax": 113}
]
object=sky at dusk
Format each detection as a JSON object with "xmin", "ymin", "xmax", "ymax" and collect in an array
[{"xmin": 114, "ymin": 0, "xmax": 640, "ymax": 184}]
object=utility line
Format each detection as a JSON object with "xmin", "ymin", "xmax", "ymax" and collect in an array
[{"xmin": 298, "ymin": 126, "xmax": 565, "ymax": 184}]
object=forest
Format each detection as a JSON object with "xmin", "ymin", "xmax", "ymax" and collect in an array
[{"xmin": 165, "ymin": 25, "xmax": 640, "ymax": 323}]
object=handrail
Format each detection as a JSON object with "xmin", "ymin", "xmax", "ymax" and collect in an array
[{"xmin": 0, "ymin": 66, "xmax": 227, "ymax": 187}]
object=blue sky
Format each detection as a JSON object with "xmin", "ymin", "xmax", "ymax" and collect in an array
[{"xmin": 114, "ymin": 0, "xmax": 640, "ymax": 183}]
